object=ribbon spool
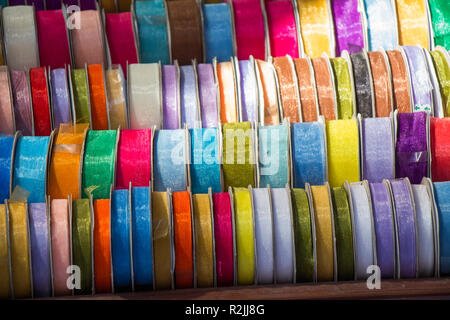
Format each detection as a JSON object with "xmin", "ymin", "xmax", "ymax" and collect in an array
[
  {"xmin": 297, "ymin": 0, "xmax": 333, "ymax": 58},
  {"xmin": 390, "ymin": 179, "xmax": 417, "ymax": 278},
  {"xmin": 430, "ymin": 50, "xmax": 450, "ymax": 117},
  {"xmin": 129, "ymin": 63, "xmax": 162, "ymax": 129},
  {"xmin": 93, "ymin": 199, "xmax": 112, "ymax": 293},
  {"xmin": 197, "ymin": 63, "xmax": 218, "ymax": 128},
  {"xmin": 49, "ymin": 123, "xmax": 88, "ymax": 200},
  {"xmin": 326, "ymin": 119, "xmax": 360, "ymax": 188},
  {"xmin": 50, "ymin": 199, "xmax": 71, "ymax": 296},
  {"xmin": 8, "ymin": 0, "xmax": 44, "ymax": 11},
  {"xmin": 363, "ymin": 0, "xmax": 398, "ymax": 50},
  {"xmin": 202, "ymin": 2, "xmax": 234, "ymax": 63},
  {"xmin": 368, "ymin": 51, "xmax": 393, "ymax": 117},
  {"xmin": 386, "ymin": 50, "xmax": 412, "ymax": 113},
  {"xmin": 271, "ymin": 188, "xmax": 295, "ymax": 283},
  {"xmin": 310, "ymin": 185, "xmax": 334, "ymax": 281},
  {"xmin": 351, "ymin": 52, "xmax": 374, "ymax": 118},
  {"xmin": 232, "ymin": 0, "xmax": 266, "ymax": 60},
  {"xmin": 291, "ymin": 189, "xmax": 314, "ymax": 282},
  {"xmin": 99, "ymin": 0, "xmax": 116, "ymax": 12},
  {"xmin": 428, "ymin": 0, "xmax": 450, "ymax": 49},
  {"xmin": 153, "ymin": 129, "xmax": 187, "ymax": 192},
  {"xmin": 293, "ymin": 58, "xmax": 319, "ymax": 122},
  {"xmin": 152, "ymin": 191, "xmax": 172, "ymax": 290},
  {"xmin": 233, "ymin": 187, "xmax": 255, "ymax": 285},
  {"xmin": 87, "ymin": 64, "xmax": 109, "ymax": 130},
  {"xmin": 331, "ymin": 187, "xmax": 354, "ymax": 281},
  {"xmin": 71, "ymin": 10, "xmax": 106, "ymax": 69},
  {"xmin": 135, "ymin": 0, "xmax": 170, "ymax": 65},
  {"xmin": 2, "ymin": 6, "xmax": 40, "ymax": 70},
  {"xmin": 362, "ymin": 117, "xmax": 395, "ymax": 183},
  {"xmin": 331, "ymin": 57, "xmax": 354, "ymax": 119},
  {"xmin": 395, "ymin": 112, "xmax": 428, "ymax": 184},
  {"xmin": 331, "ymin": 0, "xmax": 364, "ymax": 55},
  {"xmin": 238, "ymin": 60, "xmax": 258, "ymax": 123},
  {"xmin": 131, "ymin": 187, "xmax": 153, "ymax": 289},
  {"xmin": 403, "ymin": 46, "xmax": 433, "ymax": 112},
  {"xmin": 180, "ymin": 65, "xmax": 201, "ymax": 129},
  {"xmin": 51, "ymin": 68, "xmax": 72, "ymax": 129},
  {"xmin": 172, "ymin": 191, "xmax": 194, "ymax": 289},
  {"xmin": 395, "ymin": 0, "xmax": 430, "ymax": 49},
  {"xmin": 431, "ymin": 117, "xmax": 450, "ymax": 181},
  {"xmin": 162, "ymin": 65, "xmax": 180, "ymax": 129},
  {"xmin": 190, "ymin": 128, "xmax": 221, "ymax": 194},
  {"xmin": 259, "ymin": 124, "xmax": 289, "ymax": 188},
  {"xmin": 273, "ymin": 56, "xmax": 301, "ymax": 122},
  {"xmin": 166, "ymin": 0, "xmax": 203, "ymax": 65},
  {"xmin": 116, "ymin": 129, "xmax": 152, "ymax": 189},
  {"xmin": 433, "ymin": 181, "xmax": 450, "ymax": 275},
  {"xmin": 105, "ymin": 66, "xmax": 128, "ymax": 130},
  {"xmin": 193, "ymin": 194, "xmax": 214, "ymax": 287},
  {"xmin": 82, "ymin": 130, "xmax": 117, "ymax": 200},
  {"xmin": 71, "ymin": 68, "xmax": 91, "ymax": 126},
  {"xmin": 30, "ymin": 67, "xmax": 52, "ymax": 136},
  {"xmin": 291, "ymin": 121, "xmax": 327, "ymax": 187},
  {"xmin": 105, "ymin": 12, "xmax": 139, "ymax": 78},
  {"xmin": 111, "ymin": 189, "xmax": 132, "ymax": 292},
  {"xmin": 256, "ymin": 60, "xmax": 280, "ymax": 125},
  {"xmin": 0, "ymin": 204, "xmax": 10, "ymax": 299},
  {"xmin": 8, "ymin": 201, "xmax": 32, "ymax": 298},
  {"xmin": 222, "ymin": 122, "xmax": 255, "ymax": 189},
  {"xmin": 311, "ymin": 57, "xmax": 337, "ymax": 120},
  {"xmin": 10, "ymin": 70, "xmax": 33, "ymax": 136},
  {"xmin": 36, "ymin": 10, "xmax": 71, "ymax": 69},
  {"xmin": 14, "ymin": 136, "xmax": 50, "ymax": 203},
  {"xmin": 47, "ymin": 0, "xmax": 96, "ymax": 10},
  {"xmin": 0, "ymin": 136, "xmax": 14, "ymax": 203},
  {"xmin": 265, "ymin": 0, "xmax": 299, "ymax": 58},
  {"xmin": 411, "ymin": 184, "xmax": 434, "ymax": 277},
  {"xmin": 118, "ymin": 0, "xmax": 132, "ymax": 12},
  {"xmin": 349, "ymin": 182, "xmax": 375, "ymax": 280},
  {"xmin": 29, "ymin": 203, "xmax": 51, "ymax": 297},
  {"xmin": 252, "ymin": 188, "xmax": 274, "ymax": 284},
  {"xmin": 0, "ymin": 67, "xmax": 14, "ymax": 135},
  {"xmin": 72, "ymin": 198, "xmax": 92, "ymax": 295},
  {"xmin": 217, "ymin": 61, "xmax": 238, "ymax": 123}
]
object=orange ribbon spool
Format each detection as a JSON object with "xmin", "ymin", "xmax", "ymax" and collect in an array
[
  {"xmin": 368, "ymin": 51, "xmax": 393, "ymax": 117},
  {"xmin": 93, "ymin": 199, "xmax": 112, "ymax": 293},
  {"xmin": 217, "ymin": 62, "xmax": 238, "ymax": 123},
  {"xmin": 386, "ymin": 50, "xmax": 412, "ymax": 113},
  {"xmin": 88, "ymin": 64, "xmax": 109, "ymax": 130},
  {"xmin": 293, "ymin": 58, "xmax": 319, "ymax": 122},
  {"xmin": 256, "ymin": 60, "xmax": 280, "ymax": 125},
  {"xmin": 311, "ymin": 57, "xmax": 336, "ymax": 120}
]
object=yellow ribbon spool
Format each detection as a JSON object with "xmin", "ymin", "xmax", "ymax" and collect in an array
[
  {"xmin": 233, "ymin": 188, "xmax": 255, "ymax": 285},
  {"xmin": 0, "ymin": 204, "xmax": 11, "ymax": 299},
  {"xmin": 326, "ymin": 119, "xmax": 360, "ymax": 188},
  {"xmin": 395, "ymin": 0, "xmax": 430, "ymax": 49},
  {"xmin": 193, "ymin": 194, "xmax": 214, "ymax": 288},
  {"xmin": 310, "ymin": 185, "xmax": 334, "ymax": 281},
  {"xmin": 106, "ymin": 68, "xmax": 129, "ymax": 130}
]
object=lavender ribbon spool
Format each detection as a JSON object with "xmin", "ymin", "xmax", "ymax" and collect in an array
[
  {"xmin": 390, "ymin": 179, "xmax": 417, "ymax": 279},
  {"xmin": 362, "ymin": 117, "xmax": 394, "ymax": 182},
  {"xmin": 10, "ymin": 70, "xmax": 33, "ymax": 136},
  {"xmin": 51, "ymin": 68, "xmax": 72, "ymax": 128},
  {"xmin": 402, "ymin": 46, "xmax": 433, "ymax": 113},
  {"xmin": 331, "ymin": 0, "xmax": 364, "ymax": 56},
  {"xmin": 29, "ymin": 202, "xmax": 51, "ymax": 297},
  {"xmin": 162, "ymin": 65, "xmax": 180, "ymax": 129},
  {"xmin": 395, "ymin": 112, "xmax": 428, "ymax": 184},
  {"xmin": 239, "ymin": 60, "xmax": 258, "ymax": 122},
  {"xmin": 369, "ymin": 182, "xmax": 395, "ymax": 278},
  {"xmin": 197, "ymin": 64, "xmax": 218, "ymax": 128},
  {"xmin": 180, "ymin": 65, "xmax": 200, "ymax": 129}
]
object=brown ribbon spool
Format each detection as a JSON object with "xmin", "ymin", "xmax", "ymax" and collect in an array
[
  {"xmin": 368, "ymin": 51, "xmax": 393, "ymax": 117},
  {"xmin": 386, "ymin": 50, "xmax": 412, "ymax": 113},
  {"xmin": 167, "ymin": 0, "xmax": 203, "ymax": 65},
  {"xmin": 293, "ymin": 58, "xmax": 318, "ymax": 122},
  {"xmin": 311, "ymin": 57, "xmax": 336, "ymax": 120},
  {"xmin": 118, "ymin": 0, "xmax": 132, "ymax": 12},
  {"xmin": 273, "ymin": 56, "xmax": 301, "ymax": 123}
]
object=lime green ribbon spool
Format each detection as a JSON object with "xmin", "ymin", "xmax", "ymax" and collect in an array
[
  {"xmin": 72, "ymin": 198, "xmax": 92, "ymax": 295},
  {"xmin": 82, "ymin": 130, "xmax": 117, "ymax": 199},
  {"xmin": 71, "ymin": 69, "xmax": 91, "ymax": 125},
  {"xmin": 331, "ymin": 57, "xmax": 354, "ymax": 120},
  {"xmin": 291, "ymin": 189, "xmax": 314, "ymax": 282},
  {"xmin": 331, "ymin": 186, "xmax": 354, "ymax": 281},
  {"xmin": 430, "ymin": 50, "xmax": 450, "ymax": 117},
  {"xmin": 428, "ymin": 0, "xmax": 450, "ymax": 50}
]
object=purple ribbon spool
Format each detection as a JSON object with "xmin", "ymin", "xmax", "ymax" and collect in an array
[
  {"xmin": 46, "ymin": 0, "xmax": 96, "ymax": 10},
  {"xmin": 197, "ymin": 63, "xmax": 218, "ymax": 128},
  {"xmin": 369, "ymin": 182, "xmax": 395, "ymax": 278},
  {"xmin": 10, "ymin": 70, "xmax": 33, "ymax": 136},
  {"xmin": 390, "ymin": 179, "xmax": 417, "ymax": 279},
  {"xmin": 162, "ymin": 65, "xmax": 180, "ymax": 129},
  {"xmin": 331, "ymin": 0, "xmax": 364, "ymax": 56},
  {"xmin": 395, "ymin": 112, "xmax": 427, "ymax": 184},
  {"xmin": 51, "ymin": 68, "xmax": 72, "ymax": 128},
  {"xmin": 9, "ymin": 0, "xmax": 45, "ymax": 10}
]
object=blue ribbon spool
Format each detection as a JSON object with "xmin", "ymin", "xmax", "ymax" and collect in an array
[
  {"xmin": 0, "ymin": 136, "xmax": 15, "ymax": 203},
  {"xmin": 434, "ymin": 181, "xmax": 450, "ymax": 276}
]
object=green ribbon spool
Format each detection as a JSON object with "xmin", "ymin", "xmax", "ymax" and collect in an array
[
  {"xmin": 331, "ymin": 186, "xmax": 354, "ymax": 281},
  {"xmin": 82, "ymin": 130, "xmax": 117, "ymax": 199},
  {"xmin": 428, "ymin": 0, "xmax": 450, "ymax": 50},
  {"xmin": 331, "ymin": 57, "xmax": 354, "ymax": 120},
  {"xmin": 71, "ymin": 69, "xmax": 91, "ymax": 125},
  {"xmin": 72, "ymin": 199, "xmax": 92, "ymax": 295},
  {"xmin": 430, "ymin": 50, "xmax": 450, "ymax": 117},
  {"xmin": 291, "ymin": 189, "xmax": 314, "ymax": 282}
]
